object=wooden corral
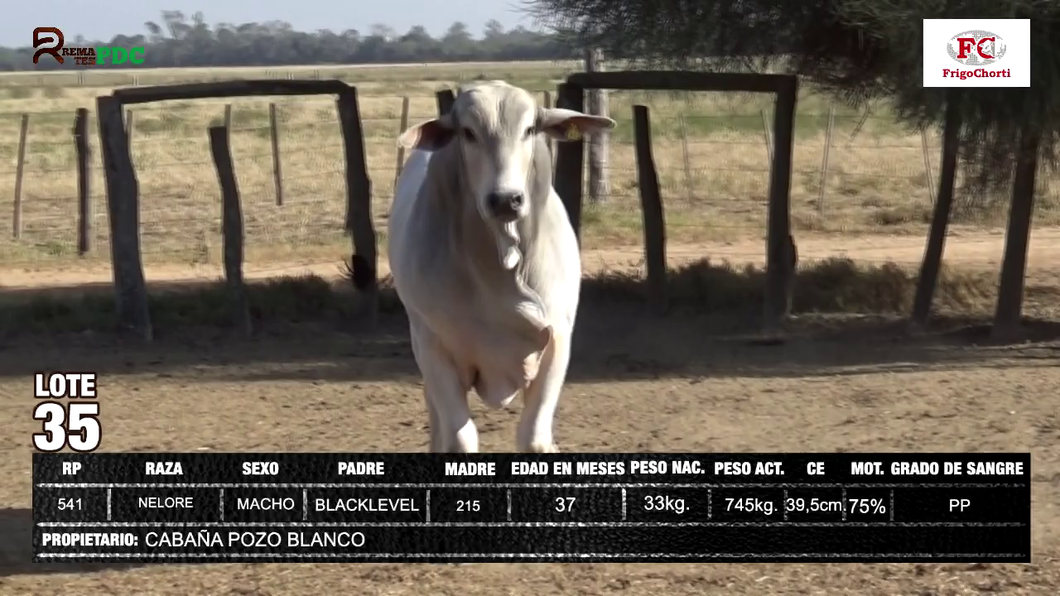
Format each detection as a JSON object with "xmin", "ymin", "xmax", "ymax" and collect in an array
[
  {"xmin": 87, "ymin": 74, "xmax": 1036, "ymax": 343},
  {"xmin": 95, "ymin": 79, "xmax": 378, "ymax": 340},
  {"xmin": 552, "ymin": 71, "xmax": 800, "ymax": 334}
]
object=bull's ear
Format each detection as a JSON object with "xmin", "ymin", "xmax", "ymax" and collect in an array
[
  {"xmin": 397, "ymin": 114, "xmax": 454, "ymax": 151},
  {"xmin": 539, "ymin": 108, "xmax": 616, "ymax": 142}
]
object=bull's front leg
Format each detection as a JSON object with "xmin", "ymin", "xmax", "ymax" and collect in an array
[
  {"xmin": 517, "ymin": 330, "xmax": 570, "ymax": 453},
  {"xmin": 410, "ymin": 320, "xmax": 479, "ymax": 453},
  {"xmin": 423, "ymin": 380, "xmax": 478, "ymax": 453}
]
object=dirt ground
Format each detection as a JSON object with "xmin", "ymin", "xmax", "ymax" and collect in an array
[
  {"xmin": 1, "ymin": 230, "xmax": 1059, "ymax": 595},
  {"xmin": 5, "ymin": 226, "xmax": 1060, "ymax": 290}
]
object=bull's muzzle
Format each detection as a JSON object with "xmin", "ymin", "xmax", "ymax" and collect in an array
[{"xmin": 486, "ymin": 191, "xmax": 524, "ymax": 222}]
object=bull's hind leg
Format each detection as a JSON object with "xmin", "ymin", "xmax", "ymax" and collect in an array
[
  {"xmin": 424, "ymin": 391, "xmax": 444, "ymax": 453},
  {"xmin": 409, "ymin": 320, "xmax": 479, "ymax": 453},
  {"xmin": 517, "ymin": 330, "xmax": 569, "ymax": 453}
]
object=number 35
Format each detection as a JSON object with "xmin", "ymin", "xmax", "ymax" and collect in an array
[{"xmin": 32, "ymin": 402, "xmax": 102, "ymax": 452}]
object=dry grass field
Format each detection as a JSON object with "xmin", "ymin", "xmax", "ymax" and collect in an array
[
  {"xmin": 1, "ymin": 62, "xmax": 1059, "ymax": 595},
  {"xmin": 3, "ymin": 60, "xmax": 1058, "ymax": 272}
]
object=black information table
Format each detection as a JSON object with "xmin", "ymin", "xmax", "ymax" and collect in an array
[{"xmin": 32, "ymin": 452, "xmax": 1031, "ymax": 563}]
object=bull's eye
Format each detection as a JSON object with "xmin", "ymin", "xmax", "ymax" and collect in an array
[
  {"xmin": 462, "ymin": 128, "xmax": 476, "ymax": 143},
  {"xmin": 523, "ymin": 125, "xmax": 536, "ymax": 139}
]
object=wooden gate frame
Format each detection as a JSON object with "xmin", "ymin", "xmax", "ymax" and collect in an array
[
  {"xmin": 97, "ymin": 79, "xmax": 377, "ymax": 340},
  {"xmin": 553, "ymin": 71, "xmax": 799, "ymax": 334}
]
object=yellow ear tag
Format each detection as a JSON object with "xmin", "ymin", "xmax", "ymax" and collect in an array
[{"xmin": 565, "ymin": 123, "xmax": 582, "ymax": 141}]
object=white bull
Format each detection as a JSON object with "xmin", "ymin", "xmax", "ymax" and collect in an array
[{"xmin": 388, "ymin": 80, "xmax": 615, "ymax": 452}]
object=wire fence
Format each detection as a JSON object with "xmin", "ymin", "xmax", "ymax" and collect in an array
[{"xmin": 1, "ymin": 91, "xmax": 1057, "ymax": 271}]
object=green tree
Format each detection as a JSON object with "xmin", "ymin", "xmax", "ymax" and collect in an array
[
  {"xmin": 441, "ymin": 22, "xmax": 475, "ymax": 59},
  {"xmin": 530, "ymin": 0, "xmax": 1060, "ymax": 335}
]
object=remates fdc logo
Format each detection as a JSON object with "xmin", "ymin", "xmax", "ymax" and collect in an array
[
  {"xmin": 923, "ymin": 19, "xmax": 1030, "ymax": 88},
  {"xmin": 32, "ymin": 27, "xmax": 145, "ymax": 66}
]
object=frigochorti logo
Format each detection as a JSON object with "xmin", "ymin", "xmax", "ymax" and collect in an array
[
  {"xmin": 941, "ymin": 28, "xmax": 1011, "ymax": 82},
  {"xmin": 923, "ymin": 19, "xmax": 1029, "ymax": 88},
  {"xmin": 948, "ymin": 30, "xmax": 1007, "ymax": 66}
]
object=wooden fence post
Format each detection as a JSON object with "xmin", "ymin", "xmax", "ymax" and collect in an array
[
  {"xmin": 542, "ymin": 91, "xmax": 554, "ymax": 160},
  {"xmin": 336, "ymin": 86, "xmax": 379, "ymax": 325},
  {"xmin": 12, "ymin": 113, "xmax": 29, "ymax": 239},
  {"xmin": 553, "ymin": 83, "xmax": 586, "ymax": 243},
  {"xmin": 912, "ymin": 89, "xmax": 963, "ymax": 327},
  {"xmin": 921, "ymin": 128, "xmax": 937, "ymax": 205},
  {"xmin": 762, "ymin": 77, "xmax": 798, "ymax": 336},
  {"xmin": 632, "ymin": 105, "xmax": 668, "ymax": 315},
  {"xmin": 585, "ymin": 48, "xmax": 610, "ymax": 203},
  {"xmin": 760, "ymin": 109, "xmax": 774, "ymax": 164},
  {"xmin": 208, "ymin": 124, "xmax": 252, "ymax": 337},
  {"xmin": 74, "ymin": 108, "xmax": 92, "ymax": 256},
  {"xmin": 817, "ymin": 105, "xmax": 835, "ymax": 213},
  {"xmin": 436, "ymin": 89, "xmax": 455, "ymax": 116},
  {"xmin": 125, "ymin": 109, "xmax": 134, "ymax": 145},
  {"xmin": 96, "ymin": 95, "xmax": 152, "ymax": 341},
  {"xmin": 268, "ymin": 103, "xmax": 284, "ymax": 206},
  {"xmin": 393, "ymin": 96, "xmax": 411, "ymax": 191},
  {"xmin": 678, "ymin": 113, "xmax": 694, "ymax": 204}
]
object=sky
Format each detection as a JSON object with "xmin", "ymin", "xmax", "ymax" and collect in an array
[{"xmin": 2, "ymin": 0, "xmax": 541, "ymax": 47}]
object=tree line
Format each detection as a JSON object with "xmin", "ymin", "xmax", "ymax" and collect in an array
[{"xmin": 0, "ymin": 10, "xmax": 574, "ymax": 70}]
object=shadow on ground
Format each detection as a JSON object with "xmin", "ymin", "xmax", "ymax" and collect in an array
[
  {"xmin": 0, "ymin": 509, "xmax": 147, "ymax": 578},
  {"xmin": 1, "ymin": 298, "xmax": 1058, "ymax": 385},
  {"xmin": 3, "ymin": 258, "xmax": 1060, "ymax": 384}
]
